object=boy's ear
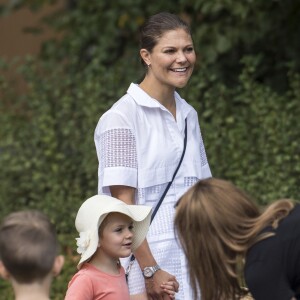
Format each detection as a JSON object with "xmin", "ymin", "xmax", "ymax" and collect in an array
[
  {"xmin": 52, "ymin": 255, "xmax": 64, "ymax": 277},
  {"xmin": 0, "ymin": 260, "xmax": 10, "ymax": 280}
]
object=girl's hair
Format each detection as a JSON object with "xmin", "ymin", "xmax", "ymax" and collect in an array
[
  {"xmin": 0, "ymin": 210, "xmax": 59, "ymax": 283},
  {"xmin": 139, "ymin": 12, "xmax": 191, "ymax": 66},
  {"xmin": 174, "ymin": 177, "xmax": 294, "ymax": 300}
]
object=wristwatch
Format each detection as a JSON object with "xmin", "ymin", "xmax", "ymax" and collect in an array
[{"xmin": 142, "ymin": 264, "xmax": 161, "ymax": 278}]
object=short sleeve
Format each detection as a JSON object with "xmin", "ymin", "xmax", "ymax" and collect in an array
[
  {"xmin": 65, "ymin": 273, "xmax": 93, "ymax": 300},
  {"xmin": 198, "ymin": 123, "xmax": 209, "ymax": 167},
  {"xmin": 195, "ymin": 112, "xmax": 212, "ymax": 178},
  {"xmin": 94, "ymin": 111, "xmax": 138, "ymax": 193}
]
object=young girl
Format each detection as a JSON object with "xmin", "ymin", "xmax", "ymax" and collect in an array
[{"xmin": 65, "ymin": 195, "xmax": 177, "ymax": 300}]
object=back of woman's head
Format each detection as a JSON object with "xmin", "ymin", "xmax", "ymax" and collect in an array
[
  {"xmin": 176, "ymin": 177, "xmax": 259, "ymax": 253},
  {"xmin": 175, "ymin": 177, "xmax": 294, "ymax": 300},
  {"xmin": 139, "ymin": 12, "xmax": 191, "ymax": 65},
  {"xmin": 175, "ymin": 178, "xmax": 260, "ymax": 300}
]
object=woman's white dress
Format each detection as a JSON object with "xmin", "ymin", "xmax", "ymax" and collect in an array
[{"xmin": 94, "ymin": 83, "xmax": 212, "ymax": 299}]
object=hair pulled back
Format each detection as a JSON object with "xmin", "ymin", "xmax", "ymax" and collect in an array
[{"xmin": 139, "ymin": 12, "xmax": 191, "ymax": 66}]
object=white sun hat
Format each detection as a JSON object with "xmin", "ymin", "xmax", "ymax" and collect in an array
[{"xmin": 75, "ymin": 194, "xmax": 152, "ymax": 269}]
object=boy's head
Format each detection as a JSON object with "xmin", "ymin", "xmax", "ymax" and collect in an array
[
  {"xmin": 75, "ymin": 195, "xmax": 152, "ymax": 269},
  {"xmin": 0, "ymin": 210, "xmax": 63, "ymax": 284}
]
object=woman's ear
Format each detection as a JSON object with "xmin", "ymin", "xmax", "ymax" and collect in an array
[
  {"xmin": 0, "ymin": 260, "xmax": 10, "ymax": 280},
  {"xmin": 52, "ymin": 255, "xmax": 64, "ymax": 277},
  {"xmin": 140, "ymin": 49, "xmax": 151, "ymax": 66}
]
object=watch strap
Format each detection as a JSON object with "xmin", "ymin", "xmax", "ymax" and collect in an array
[
  {"xmin": 143, "ymin": 264, "xmax": 161, "ymax": 277},
  {"xmin": 150, "ymin": 264, "xmax": 160, "ymax": 273}
]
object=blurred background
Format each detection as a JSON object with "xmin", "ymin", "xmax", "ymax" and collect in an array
[{"xmin": 0, "ymin": 0, "xmax": 299, "ymax": 298}]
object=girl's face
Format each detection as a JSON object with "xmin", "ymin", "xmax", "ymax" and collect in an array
[
  {"xmin": 141, "ymin": 28, "xmax": 196, "ymax": 90},
  {"xmin": 99, "ymin": 213, "xmax": 134, "ymax": 259}
]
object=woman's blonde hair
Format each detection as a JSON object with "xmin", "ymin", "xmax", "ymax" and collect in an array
[{"xmin": 174, "ymin": 178, "xmax": 294, "ymax": 300}]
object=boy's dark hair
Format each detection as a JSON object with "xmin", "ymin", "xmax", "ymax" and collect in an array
[{"xmin": 0, "ymin": 210, "xmax": 59, "ymax": 283}]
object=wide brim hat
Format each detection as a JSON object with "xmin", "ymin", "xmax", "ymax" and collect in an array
[{"xmin": 75, "ymin": 195, "xmax": 151, "ymax": 269}]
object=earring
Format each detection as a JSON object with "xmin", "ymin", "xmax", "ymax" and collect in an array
[{"xmin": 147, "ymin": 63, "xmax": 151, "ymax": 67}]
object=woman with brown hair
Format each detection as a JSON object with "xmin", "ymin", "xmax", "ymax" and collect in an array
[
  {"xmin": 94, "ymin": 11, "xmax": 211, "ymax": 300},
  {"xmin": 174, "ymin": 177, "xmax": 300, "ymax": 300}
]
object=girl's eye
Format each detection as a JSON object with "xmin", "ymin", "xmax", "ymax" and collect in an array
[
  {"xmin": 115, "ymin": 228, "xmax": 122, "ymax": 233},
  {"xmin": 129, "ymin": 224, "xmax": 134, "ymax": 231}
]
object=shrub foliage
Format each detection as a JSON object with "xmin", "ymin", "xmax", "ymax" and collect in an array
[{"xmin": 0, "ymin": 0, "xmax": 299, "ymax": 297}]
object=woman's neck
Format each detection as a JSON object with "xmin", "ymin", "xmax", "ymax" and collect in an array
[{"xmin": 139, "ymin": 77, "xmax": 176, "ymax": 115}]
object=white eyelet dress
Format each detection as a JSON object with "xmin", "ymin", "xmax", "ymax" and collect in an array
[{"xmin": 94, "ymin": 83, "xmax": 212, "ymax": 300}]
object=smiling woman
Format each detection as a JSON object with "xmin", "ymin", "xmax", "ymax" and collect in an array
[
  {"xmin": 94, "ymin": 12, "xmax": 212, "ymax": 300},
  {"xmin": 139, "ymin": 28, "xmax": 196, "ymax": 96}
]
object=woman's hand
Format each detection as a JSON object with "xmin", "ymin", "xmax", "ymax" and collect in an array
[{"xmin": 145, "ymin": 269, "xmax": 179, "ymax": 300}]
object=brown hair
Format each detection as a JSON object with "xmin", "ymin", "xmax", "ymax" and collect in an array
[
  {"xmin": 0, "ymin": 210, "xmax": 59, "ymax": 283},
  {"xmin": 139, "ymin": 12, "xmax": 191, "ymax": 66},
  {"xmin": 174, "ymin": 178, "xmax": 294, "ymax": 300}
]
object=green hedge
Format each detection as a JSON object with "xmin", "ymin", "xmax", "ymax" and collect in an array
[
  {"xmin": 183, "ymin": 58, "xmax": 300, "ymax": 204},
  {"xmin": 1, "ymin": 54, "xmax": 299, "ymax": 229},
  {"xmin": 1, "ymin": 0, "xmax": 300, "ymax": 298}
]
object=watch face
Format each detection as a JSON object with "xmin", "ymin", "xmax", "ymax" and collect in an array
[{"xmin": 143, "ymin": 267, "xmax": 153, "ymax": 278}]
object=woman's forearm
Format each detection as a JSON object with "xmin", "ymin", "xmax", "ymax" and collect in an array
[
  {"xmin": 133, "ymin": 238, "xmax": 157, "ymax": 269},
  {"xmin": 110, "ymin": 185, "xmax": 157, "ymax": 268}
]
